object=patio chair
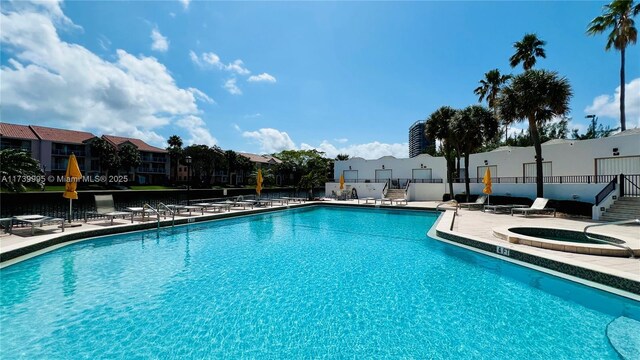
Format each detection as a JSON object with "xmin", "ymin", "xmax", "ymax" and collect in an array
[
  {"xmin": 13, "ymin": 215, "xmax": 65, "ymax": 236},
  {"xmin": 511, "ymin": 198, "xmax": 556, "ymax": 217},
  {"xmin": 457, "ymin": 195, "xmax": 487, "ymax": 210},
  {"xmin": 85, "ymin": 194, "xmax": 132, "ymax": 225}
]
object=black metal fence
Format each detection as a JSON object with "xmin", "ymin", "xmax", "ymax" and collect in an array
[
  {"xmin": 334, "ymin": 175, "xmax": 616, "ymax": 185},
  {"xmin": 0, "ymin": 187, "xmax": 323, "ymax": 222},
  {"xmin": 621, "ymin": 174, "xmax": 640, "ymax": 197}
]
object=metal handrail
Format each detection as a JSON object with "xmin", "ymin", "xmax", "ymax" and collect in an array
[
  {"xmin": 142, "ymin": 203, "xmax": 162, "ymax": 230},
  {"xmin": 157, "ymin": 202, "xmax": 175, "ymax": 227},
  {"xmin": 583, "ymin": 219, "xmax": 639, "ymax": 258},
  {"xmin": 382, "ymin": 181, "xmax": 388, "ymax": 197}
]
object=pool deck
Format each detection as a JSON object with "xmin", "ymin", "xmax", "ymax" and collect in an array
[{"xmin": 1, "ymin": 199, "xmax": 638, "ymax": 296}]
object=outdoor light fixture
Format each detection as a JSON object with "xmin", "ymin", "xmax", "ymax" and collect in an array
[
  {"xmin": 572, "ymin": 194, "xmax": 580, "ymax": 199},
  {"xmin": 613, "ymin": 147, "xmax": 620, "ymax": 156},
  {"xmin": 600, "ymin": 207, "xmax": 605, "ymax": 212},
  {"xmin": 612, "ymin": 195, "xmax": 617, "ymax": 200},
  {"xmin": 484, "ymin": 160, "xmax": 488, "ymax": 165},
  {"xmin": 349, "ymin": 166, "xmax": 351, "ymax": 170},
  {"xmin": 382, "ymin": 165, "xmax": 385, "ymax": 169}
]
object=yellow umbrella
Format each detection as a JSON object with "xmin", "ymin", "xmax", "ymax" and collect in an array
[
  {"xmin": 482, "ymin": 167, "xmax": 492, "ymax": 205},
  {"xmin": 256, "ymin": 169, "xmax": 263, "ymax": 197},
  {"xmin": 339, "ymin": 174, "xmax": 345, "ymax": 190},
  {"xmin": 63, "ymin": 153, "xmax": 82, "ymax": 222}
]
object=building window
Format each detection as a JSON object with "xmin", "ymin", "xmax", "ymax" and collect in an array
[{"xmin": 477, "ymin": 165, "xmax": 497, "ymax": 180}]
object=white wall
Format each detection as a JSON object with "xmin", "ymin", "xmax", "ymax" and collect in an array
[
  {"xmin": 325, "ymin": 182, "xmax": 387, "ymax": 199},
  {"xmin": 408, "ymin": 183, "xmax": 447, "ymax": 201}
]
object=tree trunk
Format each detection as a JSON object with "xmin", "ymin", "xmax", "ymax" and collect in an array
[
  {"xmin": 464, "ymin": 153, "xmax": 471, "ymax": 202},
  {"xmin": 620, "ymin": 47, "xmax": 626, "ymax": 131},
  {"xmin": 456, "ymin": 154, "xmax": 461, "ymax": 183},
  {"xmin": 528, "ymin": 116, "xmax": 544, "ymax": 197}
]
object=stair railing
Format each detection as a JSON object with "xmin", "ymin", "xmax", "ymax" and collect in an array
[
  {"xmin": 583, "ymin": 219, "xmax": 639, "ymax": 258},
  {"xmin": 620, "ymin": 174, "xmax": 640, "ymax": 197},
  {"xmin": 594, "ymin": 177, "xmax": 617, "ymax": 205}
]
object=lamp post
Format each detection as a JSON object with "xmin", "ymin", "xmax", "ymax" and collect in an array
[{"xmin": 185, "ymin": 156, "xmax": 192, "ymax": 205}]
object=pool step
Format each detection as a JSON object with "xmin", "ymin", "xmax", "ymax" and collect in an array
[{"xmin": 606, "ymin": 316, "xmax": 640, "ymax": 360}]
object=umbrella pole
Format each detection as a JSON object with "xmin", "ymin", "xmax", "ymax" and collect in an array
[{"xmin": 69, "ymin": 198, "xmax": 72, "ymax": 223}]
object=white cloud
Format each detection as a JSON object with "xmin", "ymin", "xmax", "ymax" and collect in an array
[
  {"xmin": 190, "ymin": 51, "xmax": 250, "ymax": 75},
  {"xmin": 176, "ymin": 115, "xmax": 217, "ymax": 146},
  {"xmin": 226, "ymin": 59, "xmax": 250, "ymax": 75},
  {"xmin": 334, "ymin": 138, "xmax": 348, "ymax": 143},
  {"xmin": 300, "ymin": 140, "xmax": 408, "ymax": 159},
  {"xmin": 244, "ymin": 113, "xmax": 262, "ymax": 118},
  {"xmin": 150, "ymin": 27, "xmax": 169, "ymax": 52},
  {"xmin": 242, "ymin": 128, "xmax": 296, "ymax": 153},
  {"xmin": 224, "ymin": 78, "xmax": 242, "ymax": 95},
  {"xmin": 0, "ymin": 1, "xmax": 207, "ymax": 146},
  {"xmin": 585, "ymin": 77, "xmax": 640, "ymax": 127},
  {"xmin": 247, "ymin": 72, "xmax": 276, "ymax": 83},
  {"xmin": 232, "ymin": 123, "xmax": 241, "ymax": 132},
  {"xmin": 179, "ymin": 0, "xmax": 190, "ymax": 10},
  {"xmin": 187, "ymin": 87, "xmax": 214, "ymax": 104}
]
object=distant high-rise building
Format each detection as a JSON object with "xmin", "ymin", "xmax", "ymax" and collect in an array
[{"xmin": 409, "ymin": 120, "xmax": 431, "ymax": 158}]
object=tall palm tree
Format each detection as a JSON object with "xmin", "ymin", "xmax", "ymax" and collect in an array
[
  {"xmin": 474, "ymin": 69, "xmax": 512, "ymax": 141},
  {"xmin": 452, "ymin": 106, "xmax": 499, "ymax": 201},
  {"xmin": 509, "ymin": 33, "xmax": 547, "ymax": 70},
  {"xmin": 166, "ymin": 135, "xmax": 183, "ymax": 183},
  {"xmin": 587, "ymin": 0, "xmax": 640, "ymax": 131},
  {"xmin": 425, "ymin": 106, "xmax": 458, "ymax": 199},
  {"xmin": 499, "ymin": 70, "xmax": 573, "ymax": 197}
]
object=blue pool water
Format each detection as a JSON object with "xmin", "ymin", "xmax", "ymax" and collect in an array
[{"xmin": 1, "ymin": 206, "xmax": 638, "ymax": 358}]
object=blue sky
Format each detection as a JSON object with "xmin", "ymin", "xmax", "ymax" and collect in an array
[{"xmin": 1, "ymin": 0, "xmax": 638, "ymax": 159}]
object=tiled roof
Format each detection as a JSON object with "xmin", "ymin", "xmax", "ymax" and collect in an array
[
  {"xmin": 0, "ymin": 123, "xmax": 38, "ymax": 140},
  {"xmin": 102, "ymin": 135, "xmax": 167, "ymax": 153},
  {"xmin": 29, "ymin": 125, "xmax": 95, "ymax": 144},
  {"xmin": 239, "ymin": 152, "xmax": 282, "ymax": 164}
]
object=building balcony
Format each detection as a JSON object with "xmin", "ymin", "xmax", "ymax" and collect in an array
[
  {"xmin": 137, "ymin": 167, "xmax": 167, "ymax": 174},
  {"xmin": 52, "ymin": 149, "xmax": 86, "ymax": 157}
]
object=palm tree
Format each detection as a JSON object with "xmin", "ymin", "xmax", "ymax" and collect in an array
[
  {"xmin": 0, "ymin": 149, "xmax": 43, "ymax": 192},
  {"xmin": 474, "ymin": 69, "xmax": 512, "ymax": 141},
  {"xmin": 452, "ymin": 106, "xmax": 499, "ymax": 201},
  {"xmin": 166, "ymin": 135, "xmax": 183, "ymax": 183},
  {"xmin": 509, "ymin": 33, "xmax": 547, "ymax": 70},
  {"xmin": 587, "ymin": 0, "xmax": 640, "ymax": 131},
  {"xmin": 425, "ymin": 106, "xmax": 458, "ymax": 199},
  {"xmin": 499, "ymin": 70, "xmax": 573, "ymax": 197}
]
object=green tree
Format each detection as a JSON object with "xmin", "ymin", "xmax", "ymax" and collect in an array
[
  {"xmin": 118, "ymin": 143, "xmax": 141, "ymax": 181},
  {"xmin": 572, "ymin": 116, "xmax": 618, "ymax": 139},
  {"xmin": 0, "ymin": 149, "xmax": 43, "ymax": 192},
  {"xmin": 425, "ymin": 106, "xmax": 458, "ymax": 198},
  {"xmin": 90, "ymin": 137, "xmax": 120, "ymax": 181},
  {"xmin": 272, "ymin": 149, "xmax": 332, "ymax": 196},
  {"xmin": 509, "ymin": 33, "xmax": 547, "ymax": 70},
  {"xmin": 452, "ymin": 106, "xmax": 498, "ymax": 201},
  {"xmin": 183, "ymin": 145, "xmax": 224, "ymax": 187},
  {"xmin": 474, "ymin": 69, "xmax": 512, "ymax": 141},
  {"xmin": 166, "ymin": 135, "xmax": 183, "ymax": 183},
  {"xmin": 587, "ymin": 0, "xmax": 639, "ymax": 131},
  {"xmin": 335, "ymin": 154, "xmax": 350, "ymax": 161},
  {"xmin": 499, "ymin": 70, "xmax": 573, "ymax": 197}
]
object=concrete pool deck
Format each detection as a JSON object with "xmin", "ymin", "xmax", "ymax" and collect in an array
[{"xmin": 1, "ymin": 199, "xmax": 638, "ymax": 296}]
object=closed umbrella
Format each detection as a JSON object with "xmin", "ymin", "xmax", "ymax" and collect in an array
[
  {"xmin": 62, "ymin": 153, "xmax": 82, "ymax": 223},
  {"xmin": 482, "ymin": 167, "xmax": 492, "ymax": 205},
  {"xmin": 339, "ymin": 174, "xmax": 345, "ymax": 190},
  {"xmin": 256, "ymin": 169, "xmax": 263, "ymax": 198}
]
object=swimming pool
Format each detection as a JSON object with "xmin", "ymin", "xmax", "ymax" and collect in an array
[{"xmin": 1, "ymin": 206, "xmax": 638, "ymax": 358}]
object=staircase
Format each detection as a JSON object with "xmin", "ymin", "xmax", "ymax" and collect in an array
[
  {"xmin": 385, "ymin": 189, "xmax": 406, "ymax": 200},
  {"xmin": 601, "ymin": 197, "xmax": 640, "ymax": 222}
]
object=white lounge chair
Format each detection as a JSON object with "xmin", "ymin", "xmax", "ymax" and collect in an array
[
  {"xmin": 85, "ymin": 195, "xmax": 132, "ymax": 225},
  {"xmin": 13, "ymin": 215, "xmax": 65, "ymax": 236},
  {"xmin": 511, "ymin": 198, "xmax": 556, "ymax": 217},
  {"xmin": 457, "ymin": 195, "xmax": 487, "ymax": 210}
]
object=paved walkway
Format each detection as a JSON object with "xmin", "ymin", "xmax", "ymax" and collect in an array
[{"xmin": 2, "ymin": 199, "xmax": 639, "ymax": 287}]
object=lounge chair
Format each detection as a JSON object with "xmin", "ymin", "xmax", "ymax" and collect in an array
[
  {"xmin": 85, "ymin": 195, "xmax": 132, "ymax": 225},
  {"xmin": 13, "ymin": 215, "xmax": 65, "ymax": 236},
  {"xmin": 457, "ymin": 195, "xmax": 487, "ymax": 210},
  {"xmin": 511, "ymin": 198, "xmax": 556, "ymax": 217}
]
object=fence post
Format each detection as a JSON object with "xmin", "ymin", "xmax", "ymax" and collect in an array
[{"xmin": 619, "ymin": 174, "xmax": 625, "ymax": 197}]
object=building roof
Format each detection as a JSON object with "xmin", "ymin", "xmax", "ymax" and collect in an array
[
  {"xmin": 542, "ymin": 139, "xmax": 575, "ymax": 145},
  {"xmin": 29, "ymin": 125, "xmax": 95, "ymax": 144},
  {"xmin": 0, "ymin": 123, "xmax": 39, "ymax": 140},
  {"xmin": 239, "ymin": 152, "xmax": 282, "ymax": 164},
  {"xmin": 102, "ymin": 135, "xmax": 167, "ymax": 153},
  {"xmin": 611, "ymin": 128, "xmax": 640, "ymax": 137}
]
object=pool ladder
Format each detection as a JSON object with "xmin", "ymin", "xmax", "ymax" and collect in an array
[
  {"xmin": 142, "ymin": 203, "xmax": 175, "ymax": 231},
  {"xmin": 583, "ymin": 219, "xmax": 639, "ymax": 258}
]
